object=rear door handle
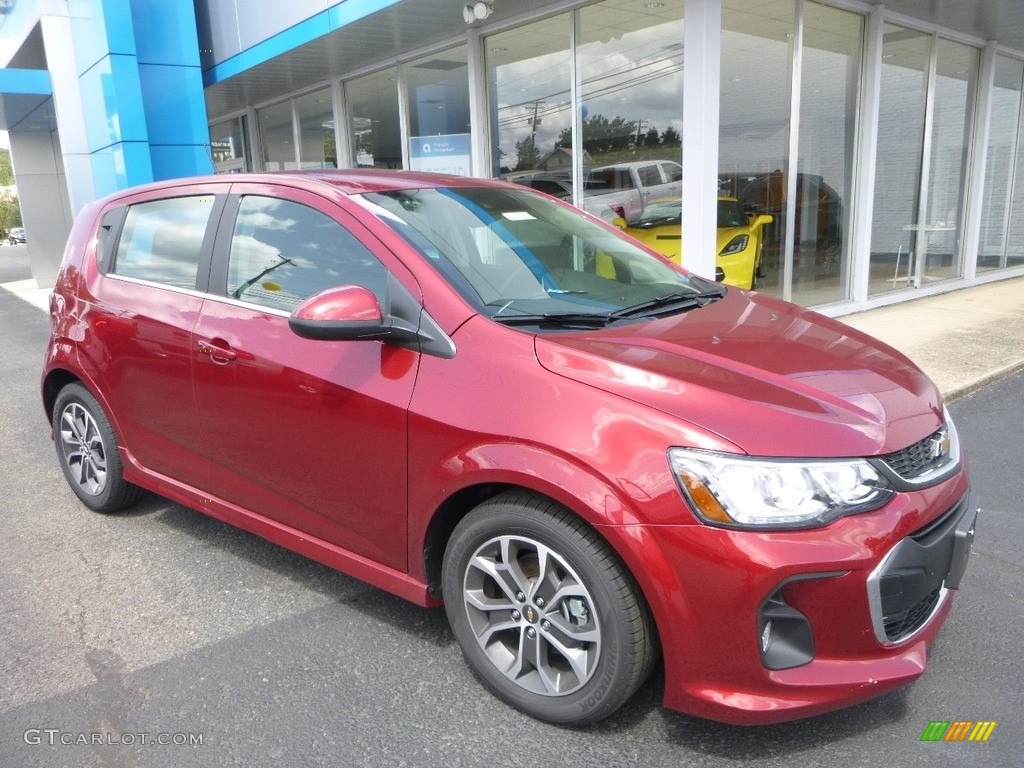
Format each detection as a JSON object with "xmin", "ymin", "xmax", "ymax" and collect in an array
[{"xmin": 197, "ymin": 339, "xmax": 237, "ymax": 364}]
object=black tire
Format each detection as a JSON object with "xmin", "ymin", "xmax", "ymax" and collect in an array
[
  {"xmin": 52, "ymin": 383, "xmax": 144, "ymax": 513},
  {"xmin": 442, "ymin": 491, "xmax": 656, "ymax": 725}
]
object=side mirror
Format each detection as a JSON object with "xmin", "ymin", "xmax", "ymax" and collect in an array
[
  {"xmin": 753, "ymin": 214, "xmax": 774, "ymax": 228},
  {"xmin": 289, "ymin": 285, "xmax": 408, "ymax": 341}
]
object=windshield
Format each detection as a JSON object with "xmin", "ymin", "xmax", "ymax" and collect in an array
[
  {"xmin": 717, "ymin": 200, "xmax": 747, "ymax": 228},
  {"xmin": 634, "ymin": 199, "xmax": 749, "ymax": 229},
  {"xmin": 358, "ymin": 186, "xmax": 719, "ymax": 326}
]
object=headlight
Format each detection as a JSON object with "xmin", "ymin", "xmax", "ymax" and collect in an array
[
  {"xmin": 668, "ymin": 448, "xmax": 894, "ymax": 529},
  {"xmin": 719, "ymin": 235, "xmax": 749, "ymax": 256}
]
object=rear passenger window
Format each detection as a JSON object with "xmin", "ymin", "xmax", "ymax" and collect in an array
[
  {"xmin": 227, "ymin": 196, "xmax": 388, "ymax": 312},
  {"xmin": 638, "ymin": 165, "xmax": 662, "ymax": 187},
  {"xmin": 113, "ymin": 197, "xmax": 214, "ymax": 289}
]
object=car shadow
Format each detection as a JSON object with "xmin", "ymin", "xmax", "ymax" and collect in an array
[
  {"xmin": 128, "ymin": 493, "xmax": 454, "ymax": 648},
  {"xmin": 113, "ymin": 492, "xmax": 913, "ymax": 748}
]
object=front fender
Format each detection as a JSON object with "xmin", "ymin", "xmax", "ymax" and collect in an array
[{"xmin": 407, "ymin": 438, "xmax": 701, "ymax": 681}]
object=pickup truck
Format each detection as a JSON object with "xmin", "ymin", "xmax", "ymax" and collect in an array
[
  {"xmin": 509, "ymin": 160, "xmax": 683, "ymax": 222},
  {"xmin": 582, "ymin": 160, "xmax": 683, "ymax": 221}
]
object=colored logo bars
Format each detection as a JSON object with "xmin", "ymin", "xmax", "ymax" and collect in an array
[{"xmin": 921, "ymin": 721, "xmax": 997, "ymax": 742}]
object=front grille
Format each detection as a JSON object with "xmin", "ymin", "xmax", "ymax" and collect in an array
[
  {"xmin": 866, "ymin": 496, "xmax": 969, "ymax": 645},
  {"xmin": 880, "ymin": 425, "xmax": 948, "ymax": 480},
  {"xmin": 882, "ymin": 587, "xmax": 942, "ymax": 642}
]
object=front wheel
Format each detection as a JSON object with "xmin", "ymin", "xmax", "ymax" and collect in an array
[
  {"xmin": 53, "ymin": 383, "xmax": 143, "ymax": 513},
  {"xmin": 442, "ymin": 491, "xmax": 656, "ymax": 725}
]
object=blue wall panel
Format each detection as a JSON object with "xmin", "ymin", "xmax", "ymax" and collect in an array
[
  {"xmin": 69, "ymin": 0, "xmax": 138, "ymax": 75},
  {"xmin": 78, "ymin": 53, "xmax": 149, "ymax": 150},
  {"xmin": 71, "ymin": 0, "xmax": 211, "ymax": 190},
  {"xmin": 129, "ymin": 0, "xmax": 202, "ymax": 66},
  {"xmin": 150, "ymin": 145, "xmax": 213, "ymax": 181},
  {"xmin": 137, "ymin": 64, "xmax": 208, "ymax": 146},
  {"xmin": 90, "ymin": 141, "xmax": 153, "ymax": 198}
]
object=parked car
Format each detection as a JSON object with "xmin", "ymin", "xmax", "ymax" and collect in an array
[
  {"xmin": 729, "ymin": 171, "xmax": 843, "ymax": 268},
  {"xmin": 507, "ymin": 171, "xmax": 573, "ymax": 201},
  {"xmin": 43, "ymin": 170, "xmax": 976, "ymax": 726},
  {"xmin": 8, "ymin": 227, "xmax": 25, "ymax": 244},
  {"xmin": 615, "ymin": 197, "xmax": 773, "ymax": 289}
]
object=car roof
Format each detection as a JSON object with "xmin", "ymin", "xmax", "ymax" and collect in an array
[
  {"xmin": 96, "ymin": 169, "xmax": 514, "ymax": 204},
  {"xmin": 587, "ymin": 159, "xmax": 681, "ymax": 172}
]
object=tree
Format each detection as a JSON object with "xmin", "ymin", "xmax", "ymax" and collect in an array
[
  {"xmin": 0, "ymin": 190, "xmax": 21, "ymax": 236},
  {"xmin": 660, "ymin": 126, "xmax": 681, "ymax": 147},
  {"xmin": 0, "ymin": 149, "xmax": 13, "ymax": 186},
  {"xmin": 514, "ymin": 136, "xmax": 540, "ymax": 171},
  {"xmin": 556, "ymin": 113, "xmax": 639, "ymax": 155},
  {"xmin": 642, "ymin": 126, "xmax": 661, "ymax": 148}
]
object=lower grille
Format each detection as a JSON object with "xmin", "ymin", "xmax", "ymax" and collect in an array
[
  {"xmin": 882, "ymin": 587, "xmax": 942, "ymax": 642},
  {"xmin": 866, "ymin": 496, "xmax": 972, "ymax": 646}
]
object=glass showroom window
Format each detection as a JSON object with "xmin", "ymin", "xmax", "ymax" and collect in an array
[
  {"xmin": 869, "ymin": 31, "xmax": 979, "ymax": 293},
  {"xmin": 259, "ymin": 99, "xmax": 296, "ymax": 171},
  {"xmin": 921, "ymin": 39, "xmax": 978, "ymax": 284},
  {"xmin": 868, "ymin": 25, "xmax": 930, "ymax": 296},
  {"xmin": 720, "ymin": 0, "xmax": 796, "ymax": 298},
  {"xmin": 209, "ymin": 116, "xmax": 249, "ymax": 173},
  {"xmin": 404, "ymin": 47, "xmax": 470, "ymax": 176},
  {"xmin": 487, "ymin": 15, "xmax": 572, "ymax": 181},
  {"xmin": 979, "ymin": 55, "xmax": 1024, "ymax": 273},
  {"xmin": 576, "ymin": 0, "xmax": 684, "ymax": 223},
  {"xmin": 791, "ymin": 2, "xmax": 862, "ymax": 307},
  {"xmin": 295, "ymin": 87, "xmax": 337, "ymax": 169},
  {"xmin": 347, "ymin": 67, "xmax": 401, "ymax": 168}
]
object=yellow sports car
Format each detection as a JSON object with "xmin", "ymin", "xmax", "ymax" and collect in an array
[{"xmin": 615, "ymin": 197, "xmax": 772, "ymax": 289}]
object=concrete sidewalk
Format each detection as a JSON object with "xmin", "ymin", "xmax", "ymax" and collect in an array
[
  {"xmin": 841, "ymin": 277, "xmax": 1024, "ymax": 401},
  {"xmin": 4, "ymin": 270, "xmax": 1024, "ymax": 402}
]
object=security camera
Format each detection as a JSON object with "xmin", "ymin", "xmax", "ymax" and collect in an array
[{"xmin": 463, "ymin": 2, "xmax": 492, "ymax": 24}]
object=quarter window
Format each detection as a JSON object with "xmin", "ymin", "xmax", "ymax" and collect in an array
[
  {"xmin": 226, "ymin": 196, "xmax": 388, "ymax": 311},
  {"xmin": 112, "ymin": 197, "xmax": 215, "ymax": 289}
]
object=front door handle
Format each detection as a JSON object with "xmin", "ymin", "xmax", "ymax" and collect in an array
[{"xmin": 197, "ymin": 339, "xmax": 237, "ymax": 364}]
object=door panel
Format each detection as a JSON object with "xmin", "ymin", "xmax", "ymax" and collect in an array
[
  {"xmin": 191, "ymin": 188, "xmax": 418, "ymax": 570},
  {"xmin": 84, "ymin": 190, "xmax": 226, "ymax": 481}
]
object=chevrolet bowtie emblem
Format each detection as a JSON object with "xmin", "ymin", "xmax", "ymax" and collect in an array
[{"xmin": 928, "ymin": 429, "xmax": 951, "ymax": 461}]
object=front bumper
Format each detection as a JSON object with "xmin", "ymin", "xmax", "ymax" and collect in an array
[{"xmin": 634, "ymin": 478, "xmax": 976, "ymax": 725}]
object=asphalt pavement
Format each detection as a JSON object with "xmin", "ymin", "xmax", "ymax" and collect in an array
[{"xmin": 1, "ymin": 244, "xmax": 1022, "ymax": 767}]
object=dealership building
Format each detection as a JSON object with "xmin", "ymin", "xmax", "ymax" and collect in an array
[{"xmin": 1, "ymin": 0, "xmax": 1023, "ymax": 316}]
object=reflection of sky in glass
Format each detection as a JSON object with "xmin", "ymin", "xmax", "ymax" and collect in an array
[
  {"xmin": 228, "ymin": 197, "xmax": 387, "ymax": 310},
  {"xmin": 578, "ymin": 2, "xmax": 683, "ymax": 147},
  {"xmin": 115, "ymin": 198, "xmax": 214, "ymax": 290},
  {"xmin": 489, "ymin": 4, "xmax": 684, "ymax": 168}
]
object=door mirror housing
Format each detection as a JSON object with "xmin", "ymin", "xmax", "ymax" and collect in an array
[
  {"xmin": 289, "ymin": 285, "xmax": 396, "ymax": 341},
  {"xmin": 289, "ymin": 280, "xmax": 456, "ymax": 359}
]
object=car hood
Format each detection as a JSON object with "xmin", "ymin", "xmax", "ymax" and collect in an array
[
  {"xmin": 624, "ymin": 222, "xmax": 751, "ymax": 254},
  {"xmin": 534, "ymin": 290, "xmax": 942, "ymax": 457}
]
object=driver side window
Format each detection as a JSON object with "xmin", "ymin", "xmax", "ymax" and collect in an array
[{"xmin": 227, "ymin": 196, "xmax": 388, "ymax": 311}]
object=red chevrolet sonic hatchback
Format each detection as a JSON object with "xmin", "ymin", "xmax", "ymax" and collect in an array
[{"xmin": 43, "ymin": 171, "xmax": 976, "ymax": 725}]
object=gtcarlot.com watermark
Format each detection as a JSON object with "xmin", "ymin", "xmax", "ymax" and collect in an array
[{"xmin": 24, "ymin": 729, "xmax": 204, "ymax": 747}]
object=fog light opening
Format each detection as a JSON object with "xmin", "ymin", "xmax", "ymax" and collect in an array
[{"xmin": 758, "ymin": 587, "xmax": 815, "ymax": 671}]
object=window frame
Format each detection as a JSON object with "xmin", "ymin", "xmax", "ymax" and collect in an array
[
  {"xmin": 206, "ymin": 183, "xmax": 422, "ymax": 318},
  {"xmin": 101, "ymin": 188, "xmax": 228, "ymax": 294}
]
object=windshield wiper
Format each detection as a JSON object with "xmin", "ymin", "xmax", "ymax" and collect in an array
[
  {"xmin": 609, "ymin": 289, "xmax": 723, "ymax": 320},
  {"xmin": 491, "ymin": 311, "xmax": 613, "ymax": 328}
]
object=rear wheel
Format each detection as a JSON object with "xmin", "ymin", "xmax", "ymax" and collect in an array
[
  {"xmin": 53, "ymin": 383, "xmax": 143, "ymax": 513},
  {"xmin": 442, "ymin": 491, "xmax": 656, "ymax": 725}
]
